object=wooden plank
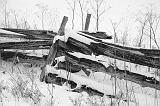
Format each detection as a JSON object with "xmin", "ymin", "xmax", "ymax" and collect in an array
[
  {"xmin": 102, "ymin": 41, "xmax": 160, "ymax": 58},
  {"xmin": 57, "ymin": 61, "xmax": 90, "ymax": 76},
  {"xmin": 46, "ymin": 40, "xmax": 58, "ymax": 65},
  {"xmin": 90, "ymin": 42, "xmax": 160, "ymax": 68},
  {"xmin": 0, "ymin": 33, "xmax": 28, "ymax": 39},
  {"xmin": 0, "ymin": 51, "xmax": 45, "ymax": 67},
  {"xmin": 60, "ymin": 37, "xmax": 160, "ymax": 69},
  {"xmin": 0, "ymin": 40, "xmax": 52, "ymax": 50},
  {"xmin": 45, "ymin": 73, "xmax": 77, "ymax": 89},
  {"xmin": 1, "ymin": 28, "xmax": 56, "ymax": 40},
  {"xmin": 72, "ymin": 85, "xmax": 126, "ymax": 101},
  {"xmin": 84, "ymin": 14, "xmax": 91, "ymax": 31},
  {"xmin": 0, "ymin": 50, "xmax": 3, "ymax": 67},
  {"xmin": 79, "ymin": 31, "xmax": 112, "ymax": 39},
  {"xmin": 57, "ymin": 51, "xmax": 160, "ymax": 91}
]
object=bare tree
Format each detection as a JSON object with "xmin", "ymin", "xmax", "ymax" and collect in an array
[
  {"xmin": 1, "ymin": 0, "xmax": 9, "ymax": 27},
  {"xmin": 78, "ymin": 0, "xmax": 89, "ymax": 30},
  {"xmin": 122, "ymin": 27, "xmax": 129, "ymax": 46},
  {"xmin": 147, "ymin": 8, "xmax": 160, "ymax": 49},
  {"xmin": 143, "ymin": 7, "xmax": 160, "ymax": 105},
  {"xmin": 3, "ymin": 0, "xmax": 7, "ymax": 27},
  {"xmin": 23, "ymin": 19, "xmax": 30, "ymax": 29},
  {"xmin": 66, "ymin": 0, "xmax": 77, "ymax": 29},
  {"xmin": 10, "ymin": 10, "xmax": 19, "ymax": 28},
  {"xmin": 110, "ymin": 19, "xmax": 122, "ymax": 95},
  {"xmin": 17, "ymin": 18, "xmax": 30, "ymax": 29},
  {"xmin": 136, "ymin": 8, "xmax": 160, "ymax": 99},
  {"xmin": 110, "ymin": 19, "xmax": 122, "ymax": 43},
  {"xmin": 36, "ymin": 3, "xmax": 48, "ymax": 30},
  {"xmin": 90, "ymin": 0, "xmax": 107, "ymax": 31},
  {"xmin": 136, "ymin": 14, "xmax": 148, "ymax": 47},
  {"xmin": 47, "ymin": 9, "xmax": 60, "ymax": 30},
  {"xmin": 136, "ymin": 6, "xmax": 160, "ymax": 49}
]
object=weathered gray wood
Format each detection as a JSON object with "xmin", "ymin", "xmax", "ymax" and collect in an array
[
  {"xmin": 1, "ymin": 28, "xmax": 56, "ymax": 40},
  {"xmin": 0, "ymin": 33, "xmax": 28, "ymax": 39},
  {"xmin": 58, "ymin": 16, "xmax": 68, "ymax": 36},
  {"xmin": 57, "ymin": 61, "xmax": 90, "ymax": 76},
  {"xmin": 0, "ymin": 50, "xmax": 3, "ymax": 67},
  {"xmin": 79, "ymin": 31, "xmax": 112, "ymax": 39},
  {"xmin": 57, "ymin": 51, "xmax": 160, "ymax": 91},
  {"xmin": 46, "ymin": 40, "xmax": 58, "ymax": 65},
  {"xmin": 40, "ymin": 66, "xmax": 46, "ymax": 82},
  {"xmin": 101, "ymin": 41, "xmax": 160, "ymax": 58},
  {"xmin": 0, "ymin": 40, "xmax": 52, "ymax": 50},
  {"xmin": 46, "ymin": 16, "xmax": 68, "ymax": 65},
  {"xmin": 90, "ymin": 42, "xmax": 160, "ymax": 68},
  {"xmin": 84, "ymin": 14, "xmax": 91, "ymax": 31},
  {"xmin": 1, "ymin": 36, "xmax": 160, "ymax": 69},
  {"xmin": 58, "ymin": 37, "xmax": 160, "ymax": 69},
  {"xmin": 0, "ymin": 51, "xmax": 45, "ymax": 66},
  {"xmin": 72, "ymin": 85, "xmax": 126, "ymax": 101}
]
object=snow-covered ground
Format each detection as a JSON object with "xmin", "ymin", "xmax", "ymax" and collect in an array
[
  {"xmin": 0, "ymin": 58, "xmax": 160, "ymax": 106},
  {"xmin": 0, "ymin": 60, "xmax": 120, "ymax": 106}
]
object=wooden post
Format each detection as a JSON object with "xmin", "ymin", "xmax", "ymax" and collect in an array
[
  {"xmin": 47, "ymin": 16, "xmax": 68, "ymax": 65},
  {"xmin": 84, "ymin": 14, "xmax": 91, "ymax": 31},
  {"xmin": 58, "ymin": 16, "xmax": 68, "ymax": 36},
  {"xmin": 40, "ymin": 16, "xmax": 68, "ymax": 82},
  {"xmin": 0, "ymin": 50, "xmax": 2, "ymax": 67}
]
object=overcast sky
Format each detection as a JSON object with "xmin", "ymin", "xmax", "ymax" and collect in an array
[
  {"xmin": 3, "ymin": 0, "xmax": 159, "ymax": 29},
  {"xmin": 0, "ymin": 0, "xmax": 160, "ymax": 47}
]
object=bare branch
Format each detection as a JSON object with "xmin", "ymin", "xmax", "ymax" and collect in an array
[
  {"xmin": 90, "ymin": 0, "xmax": 106, "ymax": 31},
  {"xmin": 66, "ymin": 0, "xmax": 77, "ymax": 29},
  {"xmin": 78, "ymin": 0, "xmax": 89, "ymax": 30},
  {"xmin": 36, "ymin": 3, "xmax": 48, "ymax": 30}
]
